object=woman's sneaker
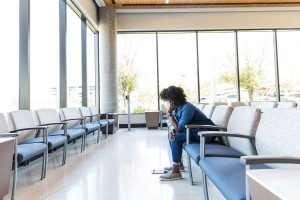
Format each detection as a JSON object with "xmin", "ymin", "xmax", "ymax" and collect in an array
[
  {"xmin": 164, "ymin": 165, "xmax": 184, "ymax": 171},
  {"xmin": 160, "ymin": 170, "xmax": 182, "ymax": 181}
]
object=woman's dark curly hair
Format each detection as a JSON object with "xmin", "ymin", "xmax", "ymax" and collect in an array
[{"xmin": 159, "ymin": 86, "xmax": 186, "ymax": 107}]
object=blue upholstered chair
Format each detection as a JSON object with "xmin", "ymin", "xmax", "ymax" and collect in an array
[
  {"xmin": 60, "ymin": 107, "xmax": 86, "ymax": 152},
  {"xmin": 198, "ymin": 108, "xmax": 300, "ymax": 200},
  {"xmin": 184, "ymin": 105, "xmax": 234, "ymax": 185},
  {"xmin": 79, "ymin": 107, "xmax": 102, "ymax": 143},
  {"xmin": 90, "ymin": 106, "xmax": 116, "ymax": 127},
  {"xmin": 89, "ymin": 106, "xmax": 113, "ymax": 137},
  {"xmin": 35, "ymin": 108, "xmax": 69, "ymax": 165},
  {"xmin": 1, "ymin": 112, "xmax": 48, "ymax": 200}
]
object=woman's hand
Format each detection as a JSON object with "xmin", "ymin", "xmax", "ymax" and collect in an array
[
  {"xmin": 167, "ymin": 101, "xmax": 176, "ymax": 114},
  {"xmin": 169, "ymin": 129, "xmax": 176, "ymax": 141}
]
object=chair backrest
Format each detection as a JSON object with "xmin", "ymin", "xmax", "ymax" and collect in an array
[
  {"xmin": 256, "ymin": 101, "xmax": 278, "ymax": 113},
  {"xmin": 202, "ymin": 105, "xmax": 215, "ymax": 119},
  {"xmin": 79, "ymin": 107, "xmax": 93, "ymax": 123},
  {"xmin": 35, "ymin": 108, "xmax": 62, "ymax": 133},
  {"xmin": 250, "ymin": 101, "xmax": 260, "ymax": 108},
  {"xmin": 212, "ymin": 102, "xmax": 227, "ymax": 106},
  {"xmin": 228, "ymin": 101, "xmax": 246, "ymax": 108},
  {"xmin": 0, "ymin": 113, "xmax": 10, "ymax": 133},
  {"xmin": 277, "ymin": 102, "xmax": 297, "ymax": 108},
  {"xmin": 227, "ymin": 106, "xmax": 261, "ymax": 156},
  {"xmin": 255, "ymin": 108, "xmax": 300, "ymax": 168},
  {"xmin": 89, "ymin": 106, "xmax": 99, "ymax": 121},
  {"xmin": 210, "ymin": 105, "xmax": 233, "ymax": 128},
  {"xmin": 196, "ymin": 103, "xmax": 207, "ymax": 111},
  {"xmin": 60, "ymin": 107, "xmax": 81, "ymax": 128},
  {"xmin": 7, "ymin": 110, "xmax": 38, "ymax": 144}
]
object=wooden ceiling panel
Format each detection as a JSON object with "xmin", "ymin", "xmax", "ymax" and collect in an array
[{"xmin": 103, "ymin": 0, "xmax": 300, "ymax": 9}]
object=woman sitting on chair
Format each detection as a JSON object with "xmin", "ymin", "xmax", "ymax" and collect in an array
[{"xmin": 159, "ymin": 85, "xmax": 215, "ymax": 181}]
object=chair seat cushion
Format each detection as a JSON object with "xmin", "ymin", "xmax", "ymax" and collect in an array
[
  {"xmin": 48, "ymin": 130, "xmax": 65, "ymax": 136},
  {"xmin": 66, "ymin": 128, "xmax": 85, "ymax": 140},
  {"xmin": 182, "ymin": 141, "xmax": 198, "ymax": 149},
  {"xmin": 185, "ymin": 144, "xmax": 244, "ymax": 164},
  {"xmin": 17, "ymin": 143, "xmax": 48, "ymax": 163},
  {"xmin": 22, "ymin": 136, "xmax": 67, "ymax": 149},
  {"xmin": 98, "ymin": 120, "xmax": 109, "ymax": 127},
  {"xmin": 199, "ymin": 157, "xmax": 269, "ymax": 200},
  {"xmin": 85, "ymin": 123, "xmax": 100, "ymax": 133},
  {"xmin": 107, "ymin": 119, "xmax": 115, "ymax": 125}
]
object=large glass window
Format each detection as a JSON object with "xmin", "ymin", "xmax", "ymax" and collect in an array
[
  {"xmin": 0, "ymin": 1, "xmax": 19, "ymax": 111},
  {"xmin": 237, "ymin": 31, "xmax": 276, "ymax": 102},
  {"xmin": 87, "ymin": 28, "xmax": 96, "ymax": 107},
  {"xmin": 198, "ymin": 31, "xmax": 237, "ymax": 103},
  {"xmin": 30, "ymin": 0, "xmax": 59, "ymax": 109},
  {"xmin": 67, "ymin": 6, "xmax": 82, "ymax": 107},
  {"xmin": 158, "ymin": 32, "xmax": 198, "ymax": 104},
  {"xmin": 277, "ymin": 30, "xmax": 300, "ymax": 102},
  {"xmin": 117, "ymin": 33, "xmax": 157, "ymax": 113}
]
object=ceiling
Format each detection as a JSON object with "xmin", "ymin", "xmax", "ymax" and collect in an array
[{"xmin": 101, "ymin": 0, "xmax": 300, "ymax": 9}]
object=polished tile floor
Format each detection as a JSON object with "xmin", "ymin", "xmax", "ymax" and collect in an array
[{"xmin": 4, "ymin": 128, "xmax": 225, "ymax": 200}]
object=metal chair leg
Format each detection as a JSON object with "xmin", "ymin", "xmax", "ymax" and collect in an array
[
  {"xmin": 202, "ymin": 172, "xmax": 209, "ymax": 200},
  {"xmin": 62, "ymin": 142, "xmax": 67, "ymax": 165},
  {"xmin": 11, "ymin": 138, "xmax": 18, "ymax": 200},
  {"xmin": 41, "ymin": 148, "xmax": 48, "ymax": 179},
  {"xmin": 97, "ymin": 128, "xmax": 100, "ymax": 143},
  {"xmin": 81, "ymin": 134, "xmax": 84, "ymax": 153},
  {"xmin": 187, "ymin": 155, "xmax": 194, "ymax": 185},
  {"xmin": 106, "ymin": 125, "xmax": 108, "ymax": 139}
]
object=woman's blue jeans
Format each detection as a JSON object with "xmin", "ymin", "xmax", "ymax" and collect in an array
[{"xmin": 168, "ymin": 130, "xmax": 200, "ymax": 165}]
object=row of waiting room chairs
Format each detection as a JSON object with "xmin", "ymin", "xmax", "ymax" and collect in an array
[
  {"xmin": 0, "ymin": 106, "xmax": 115, "ymax": 200},
  {"xmin": 184, "ymin": 104, "xmax": 300, "ymax": 200},
  {"xmin": 161, "ymin": 101, "xmax": 297, "ymax": 130},
  {"xmin": 198, "ymin": 101, "xmax": 300, "ymax": 118}
]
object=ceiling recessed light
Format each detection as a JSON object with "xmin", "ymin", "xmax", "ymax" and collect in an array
[{"xmin": 165, "ymin": 0, "xmax": 169, "ymax": 4}]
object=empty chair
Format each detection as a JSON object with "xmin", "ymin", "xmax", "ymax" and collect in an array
[
  {"xmin": 184, "ymin": 105, "xmax": 233, "ymax": 184},
  {"xmin": 1, "ymin": 112, "xmax": 48, "ymax": 199},
  {"xmin": 9, "ymin": 110, "xmax": 67, "ymax": 168},
  {"xmin": 90, "ymin": 107, "xmax": 116, "ymax": 132},
  {"xmin": 89, "ymin": 106, "xmax": 111, "ymax": 137},
  {"xmin": 199, "ymin": 108, "xmax": 300, "ymax": 200},
  {"xmin": 60, "ymin": 107, "xmax": 86, "ymax": 152},
  {"xmin": 35, "ymin": 108, "xmax": 69, "ymax": 165},
  {"xmin": 78, "ymin": 107, "xmax": 102, "ymax": 143},
  {"xmin": 202, "ymin": 105, "xmax": 215, "ymax": 118},
  {"xmin": 277, "ymin": 101, "xmax": 297, "ymax": 108},
  {"xmin": 185, "ymin": 106, "xmax": 261, "ymax": 185},
  {"xmin": 256, "ymin": 101, "xmax": 278, "ymax": 113}
]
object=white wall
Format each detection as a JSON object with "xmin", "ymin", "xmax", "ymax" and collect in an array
[{"xmin": 117, "ymin": 9, "xmax": 300, "ymax": 31}]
